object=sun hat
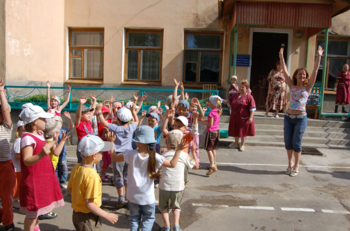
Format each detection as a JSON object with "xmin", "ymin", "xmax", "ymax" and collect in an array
[
  {"xmin": 167, "ymin": 129, "xmax": 183, "ymax": 149},
  {"xmin": 78, "ymin": 135, "xmax": 113, "ymax": 157},
  {"xmin": 17, "ymin": 120, "xmax": 25, "ymax": 128},
  {"xmin": 231, "ymin": 75, "xmax": 237, "ymax": 80},
  {"xmin": 174, "ymin": 116, "xmax": 188, "ymax": 127},
  {"xmin": 178, "ymin": 100, "xmax": 190, "ymax": 110},
  {"xmin": 82, "ymin": 105, "xmax": 94, "ymax": 113},
  {"xmin": 133, "ymin": 126, "xmax": 156, "ymax": 144},
  {"xmin": 113, "ymin": 102, "xmax": 122, "ymax": 109},
  {"xmin": 51, "ymin": 96, "xmax": 60, "ymax": 103},
  {"xmin": 101, "ymin": 106, "xmax": 110, "ymax": 114},
  {"xmin": 146, "ymin": 113, "xmax": 159, "ymax": 121},
  {"xmin": 209, "ymin": 95, "xmax": 223, "ymax": 107},
  {"xmin": 44, "ymin": 116, "xmax": 63, "ymax": 138},
  {"xmin": 148, "ymin": 106, "xmax": 157, "ymax": 113},
  {"xmin": 19, "ymin": 105, "xmax": 54, "ymax": 125},
  {"xmin": 116, "ymin": 107, "xmax": 133, "ymax": 123},
  {"xmin": 21, "ymin": 103, "xmax": 33, "ymax": 110},
  {"xmin": 125, "ymin": 102, "xmax": 140, "ymax": 110},
  {"xmin": 166, "ymin": 95, "xmax": 180, "ymax": 106}
]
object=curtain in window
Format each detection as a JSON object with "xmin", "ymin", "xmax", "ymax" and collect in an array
[
  {"xmin": 141, "ymin": 50, "xmax": 160, "ymax": 80},
  {"xmin": 84, "ymin": 49, "xmax": 103, "ymax": 79},
  {"xmin": 199, "ymin": 52, "xmax": 220, "ymax": 83}
]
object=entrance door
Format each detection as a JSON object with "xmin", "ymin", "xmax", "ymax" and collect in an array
[{"xmin": 250, "ymin": 32, "xmax": 288, "ymax": 110}]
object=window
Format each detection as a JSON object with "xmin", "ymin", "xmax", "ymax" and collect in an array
[
  {"xmin": 183, "ymin": 32, "xmax": 223, "ymax": 85},
  {"xmin": 124, "ymin": 29, "xmax": 163, "ymax": 82},
  {"xmin": 69, "ymin": 28, "xmax": 104, "ymax": 80},
  {"xmin": 316, "ymin": 39, "xmax": 350, "ymax": 89}
]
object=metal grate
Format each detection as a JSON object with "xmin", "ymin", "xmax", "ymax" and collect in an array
[{"xmin": 302, "ymin": 147, "xmax": 323, "ymax": 155}]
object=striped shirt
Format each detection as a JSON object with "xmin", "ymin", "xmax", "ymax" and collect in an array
[{"xmin": 0, "ymin": 122, "xmax": 13, "ymax": 162}]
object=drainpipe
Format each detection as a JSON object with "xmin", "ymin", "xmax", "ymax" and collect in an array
[
  {"xmin": 233, "ymin": 25, "xmax": 238, "ymax": 75},
  {"xmin": 228, "ymin": 26, "xmax": 234, "ymax": 83},
  {"xmin": 305, "ymin": 37, "xmax": 310, "ymax": 69},
  {"xmin": 319, "ymin": 27, "xmax": 329, "ymax": 118}
]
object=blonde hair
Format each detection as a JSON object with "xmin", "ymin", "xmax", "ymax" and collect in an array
[{"xmin": 147, "ymin": 145, "xmax": 161, "ymax": 180}]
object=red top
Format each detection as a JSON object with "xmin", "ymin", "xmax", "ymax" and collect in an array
[
  {"xmin": 98, "ymin": 120, "xmax": 111, "ymax": 141},
  {"xmin": 337, "ymin": 71, "xmax": 350, "ymax": 85},
  {"xmin": 20, "ymin": 133, "xmax": 63, "ymax": 212},
  {"xmin": 76, "ymin": 120, "xmax": 93, "ymax": 141}
]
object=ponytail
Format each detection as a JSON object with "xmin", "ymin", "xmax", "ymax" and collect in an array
[
  {"xmin": 147, "ymin": 144, "xmax": 161, "ymax": 180},
  {"xmin": 216, "ymin": 99, "xmax": 222, "ymax": 115}
]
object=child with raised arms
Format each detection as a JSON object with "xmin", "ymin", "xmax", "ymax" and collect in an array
[{"xmin": 46, "ymin": 81, "xmax": 71, "ymax": 116}]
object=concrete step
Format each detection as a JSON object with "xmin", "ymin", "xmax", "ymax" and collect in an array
[
  {"xmin": 219, "ymin": 123, "xmax": 350, "ymax": 133},
  {"xmin": 219, "ymin": 135, "xmax": 350, "ymax": 146},
  {"xmin": 219, "ymin": 115, "xmax": 350, "ymax": 128}
]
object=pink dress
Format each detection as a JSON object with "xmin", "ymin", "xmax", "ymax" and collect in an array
[
  {"xmin": 20, "ymin": 133, "xmax": 64, "ymax": 218},
  {"xmin": 228, "ymin": 93, "xmax": 256, "ymax": 137},
  {"xmin": 336, "ymin": 71, "xmax": 350, "ymax": 104}
]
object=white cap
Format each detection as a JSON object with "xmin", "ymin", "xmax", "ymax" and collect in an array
[
  {"xmin": 209, "ymin": 95, "xmax": 223, "ymax": 107},
  {"xmin": 19, "ymin": 105, "xmax": 54, "ymax": 125},
  {"xmin": 117, "ymin": 107, "xmax": 133, "ymax": 123},
  {"xmin": 17, "ymin": 120, "xmax": 24, "ymax": 127},
  {"xmin": 175, "ymin": 116, "xmax": 188, "ymax": 127},
  {"xmin": 125, "ymin": 102, "xmax": 140, "ymax": 110},
  {"xmin": 78, "ymin": 135, "xmax": 113, "ymax": 157},
  {"xmin": 21, "ymin": 103, "xmax": 34, "ymax": 110}
]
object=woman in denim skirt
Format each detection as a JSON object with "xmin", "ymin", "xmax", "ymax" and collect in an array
[{"xmin": 279, "ymin": 46, "xmax": 324, "ymax": 177}]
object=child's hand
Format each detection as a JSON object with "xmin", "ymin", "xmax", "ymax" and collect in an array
[
  {"xmin": 133, "ymin": 94, "xmax": 139, "ymax": 102},
  {"xmin": 106, "ymin": 131, "xmax": 116, "ymax": 143},
  {"xmin": 167, "ymin": 109, "xmax": 175, "ymax": 119},
  {"xmin": 170, "ymin": 102, "xmax": 175, "ymax": 110},
  {"xmin": 90, "ymin": 94, "xmax": 96, "ymax": 102},
  {"xmin": 157, "ymin": 101, "xmax": 161, "ymax": 109},
  {"xmin": 96, "ymin": 103, "xmax": 103, "ymax": 112},
  {"xmin": 61, "ymin": 130, "xmax": 71, "ymax": 141},
  {"xmin": 158, "ymin": 107, "xmax": 163, "ymax": 115},
  {"xmin": 109, "ymin": 95, "xmax": 115, "ymax": 103},
  {"xmin": 174, "ymin": 78, "xmax": 180, "ymax": 87},
  {"xmin": 105, "ymin": 213, "xmax": 118, "ymax": 224},
  {"xmin": 46, "ymin": 81, "xmax": 50, "ymax": 88},
  {"xmin": 185, "ymin": 92, "xmax": 189, "ymax": 101},
  {"xmin": 63, "ymin": 111, "xmax": 71, "ymax": 119},
  {"xmin": 180, "ymin": 82, "xmax": 184, "ymax": 91},
  {"xmin": 131, "ymin": 101, "xmax": 137, "ymax": 113},
  {"xmin": 53, "ymin": 131, "xmax": 59, "ymax": 143},
  {"xmin": 164, "ymin": 104, "xmax": 169, "ymax": 111},
  {"xmin": 140, "ymin": 95, "xmax": 147, "ymax": 101},
  {"xmin": 80, "ymin": 97, "xmax": 87, "ymax": 105},
  {"xmin": 203, "ymin": 107, "xmax": 208, "ymax": 112},
  {"xmin": 176, "ymin": 138, "xmax": 187, "ymax": 151},
  {"xmin": 141, "ymin": 110, "xmax": 146, "ymax": 118},
  {"xmin": 192, "ymin": 112, "xmax": 199, "ymax": 119},
  {"xmin": 191, "ymin": 97, "xmax": 199, "ymax": 104},
  {"xmin": 67, "ymin": 85, "xmax": 71, "ymax": 93}
]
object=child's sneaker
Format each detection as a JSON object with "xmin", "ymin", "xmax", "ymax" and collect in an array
[
  {"xmin": 60, "ymin": 183, "xmax": 68, "ymax": 189},
  {"xmin": 4, "ymin": 223, "xmax": 15, "ymax": 231},
  {"xmin": 100, "ymin": 173, "xmax": 110, "ymax": 182},
  {"xmin": 206, "ymin": 166, "xmax": 217, "ymax": 176},
  {"xmin": 173, "ymin": 225, "xmax": 183, "ymax": 231},
  {"xmin": 12, "ymin": 199, "xmax": 19, "ymax": 209},
  {"xmin": 116, "ymin": 195, "xmax": 128, "ymax": 208},
  {"xmin": 161, "ymin": 226, "xmax": 171, "ymax": 231}
]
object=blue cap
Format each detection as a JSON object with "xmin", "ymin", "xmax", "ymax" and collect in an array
[
  {"xmin": 133, "ymin": 126, "xmax": 156, "ymax": 144},
  {"xmin": 178, "ymin": 100, "xmax": 190, "ymax": 110},
  {"xmin": 146, "ymin": 113, "xmax": 159, "ymax": 121}
]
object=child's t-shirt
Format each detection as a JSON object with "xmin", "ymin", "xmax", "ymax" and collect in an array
[
  {"xmin": 48, "ymin": 107, "xmax": 61, "ymax": 116},
  {"xmin": 159, "ymin": 150, "xmax": 195, "ymax": 191},
  {"xmin": 47, "ymin": 139, "xmax": 59, "ymax": 170},
  {"xmin": 10, "ymin": 137, "xmax": 21, "ymax": 172},
  {"xmin": 76, "ymin": 120, "xmax": 93, "ymax": 141},
  {"xmin": 123, "ymin": 150, "xmax": 164, "ymax": 205},
  {"xmin": 108, "ymin": 122, "xmax": 137, "ymax": 153},
  {"xmin": 207, "ymin": 108, "xmax": 220, "ymax": 132},
  {"xmin": 68, "ymin": 164, "xmax": 102, "ymax": 213},
  {"xmin": 154, "ymin": 125, "xmax": 162, "ymax": 144}
]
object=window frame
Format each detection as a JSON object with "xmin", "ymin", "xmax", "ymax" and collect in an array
[
  {"xmin": 183, "ymin": 31, "xmax": 224, "ymax": 87},
  {"xmin": 316, "ymin": 37, "xmax": 350, "ymax": 90},
  {"xmin": 68, "ymin": 28, "xmax": 104, "ymax": 81},
  {"xmin": 124, "ymin": 29, "xmax": 163, "ymax": 84}
]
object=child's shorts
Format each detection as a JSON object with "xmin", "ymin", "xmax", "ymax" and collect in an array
[
  {"xmin": 73, "ymin": 211, "xmax": 102, "ymax": 231},
  {"xmin": 158, "ymin": 189, "xmax": 184, "ymax": 212},
  {"xmin": 204, "ymin": 130, "xmax": 219, "ymax": 151}
]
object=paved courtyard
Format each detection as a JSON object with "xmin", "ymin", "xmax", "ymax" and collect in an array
[{"xmin": 6, "ymin": 146, "xmax": 350, "ymax": 231}]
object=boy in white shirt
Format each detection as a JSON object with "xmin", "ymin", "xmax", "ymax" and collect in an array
[{"xmin": 158, "ymin": 129, "xmax": 199, "ymax": 231}]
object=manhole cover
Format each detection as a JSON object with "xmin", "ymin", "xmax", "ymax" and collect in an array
[{"xmin": 302, "ymin": 147, "xmax": 323, "ymax": 155}]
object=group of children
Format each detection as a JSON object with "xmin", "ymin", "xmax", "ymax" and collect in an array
[{"xmin": 0, "ymin": 79, "xmax": 223, "ymax": 231}]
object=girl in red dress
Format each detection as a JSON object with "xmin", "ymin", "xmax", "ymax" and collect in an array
[
  {"xmin": 19, "ymin": 105, "xmax": 64, "ymax": 231},
  {"xmin": 335, "ymin": 64, "xmax": 350, "ymax": 113},
  {"xmin": 223, "ymin": 80, "xmax": 256, "ymax": 152}
]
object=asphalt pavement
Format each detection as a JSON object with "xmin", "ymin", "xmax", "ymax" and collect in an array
[{"xmin": 6, "ymin": 145, "xmax": 350, "ymax": 231}]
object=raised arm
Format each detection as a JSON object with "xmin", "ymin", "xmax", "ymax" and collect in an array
[
  {"xmin": 137, "ymin": 95, "xmax": 147, "ymax": 114},
  {"xmin": 106, "ymin": 132, "xmax": 125, "ymax": 162},
  {"xmin": 60, "ymin": 85, "xmax": 71, "ymax": 111},
  {"xmin": 173, "ymin": 79, "xmax": 180, "ymax": 104},
  {"xmin": 96, "ymin": 103, "xmax": 109, "ymax": 128},
  {"xmin": 139, "ymin": 110, "xmax": 146, "ymax": 126},
  {"xmin": 307, "ymin": 46, "xmax": 324, "ymax": 92},
  {"xmin": 52, "ymin": 131, "xmax": 71, "ymax": 156},
  {"xmin": 90, "ymin": 94, "xmax": 96, "ymax": 115},
  {"xmin": 75, "ymin": 97, "xmax": 87, "ymax": 126},
  {"xmin": 162, "ymin": 138, "xmax": 186, "ymax": 168},
  {"xmin": 180, "ymin": 82, "xmax": 185, "ymax": 100},
  {"xmin": 46, "ymin": 81, "xmax": 51, "ymax": 110},
  {"xmin": 0, "ymin": 79, "xmax": 11, "ymax": 126},
  {"xmin": 279, "ymin": 48, "xmax": 292, "ymax": 88},
  {"xmin": 63, "ymin": 111, "xmax": 74, "ymax": 132},
  {"xmin": 161, "ymin": 109, "xmax": 173, "ymax": 136},
  {"xmin": 131, "ymin": 99, "xmax": 139, "ymax": 126}
]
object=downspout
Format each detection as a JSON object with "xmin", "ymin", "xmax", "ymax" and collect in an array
[
  {"xmin": 227, "ymin": 26, "xmax": 234, "ymax": 83},
  {"xmin": 233, "ymin": 25, "xmax": 238, "ymax": 75},
  {"xmin": 305, "ymin": 37, "xmax": 310, "ymax": 69},
  {"xmin": 320, "ymin": 27, "xmax": 329, "ymax": 117}
]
